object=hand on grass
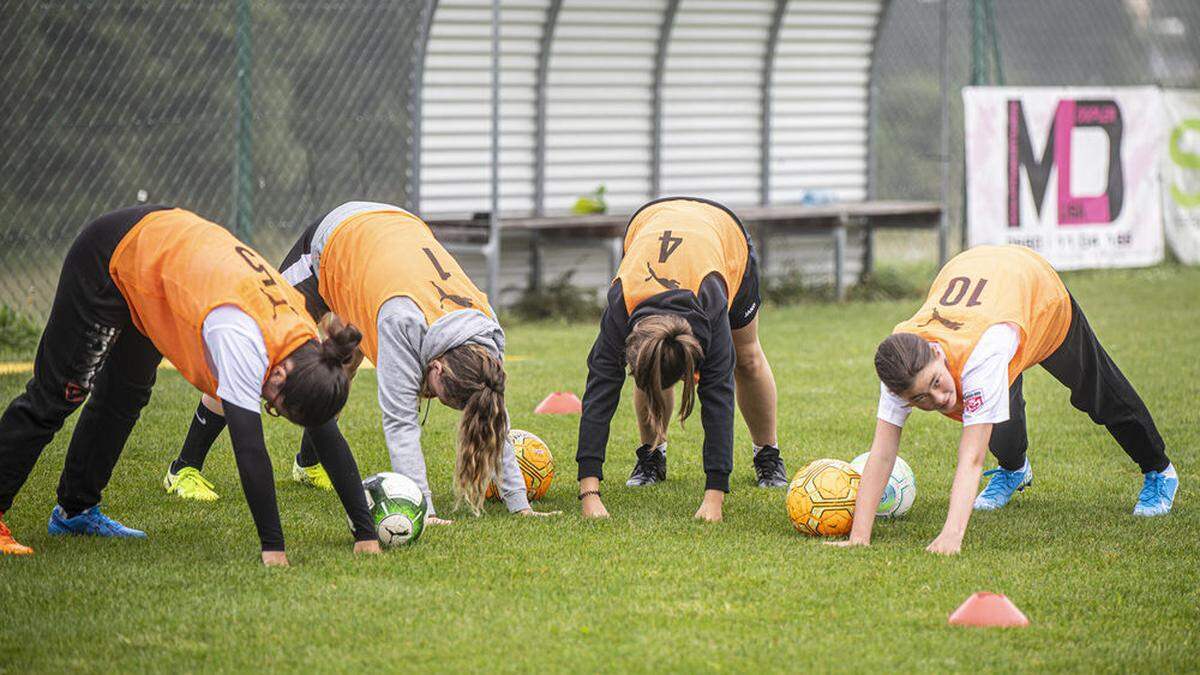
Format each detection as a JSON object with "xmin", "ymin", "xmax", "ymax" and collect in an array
[
  {"xmin": 925, "ymin": 532, "xmax": 962, "ymax": 556},
  {"xmin": 427, "ymin": 516, "xmax": 454, "ymax": 526},
  {"xmin": 517, "ymin": 508, "xmax": 563, "ymax": 517},
  {"xmin": 581, "ymin": 494, "xmax": 609, "ymax": 518},
  {"xmin": 353, "ymin": 540, "xmax": 382, "ymax": 555},
  {"xmin": 825, "ymin": 537, "xmax": 870, "ymax": 548},
  {"xmin": 261, "ymin": 551, "xmax": 289, "ymax": 567},
  {"xmin": 693, "ymin": 489, "xmax": 724, "ymax": 522}
]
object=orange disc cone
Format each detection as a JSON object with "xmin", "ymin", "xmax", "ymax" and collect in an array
[
  {"xmin": 534, "ymin": 391, "xmax": 582, "ymax": 414},
  {"xmin": 948, "ymin": 592, "xmax": 1030, "ymax": 627}
]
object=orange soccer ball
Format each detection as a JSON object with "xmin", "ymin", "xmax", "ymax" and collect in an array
[
  {"xmin": 786, "ymin": 458, "xmax": 861, "ymax": 536},
  {"xmin": 485, "ymin": 429, "xmax": 555, "ymax": 501}
]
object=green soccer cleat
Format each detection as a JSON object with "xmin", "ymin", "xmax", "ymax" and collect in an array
[
  {"xmin": 163, "ymin": 466, "xmax": 219, "ymax": 502},
  {"xmin": 292, "ymin": 458, "xmax": 334, "ymax": 491}
]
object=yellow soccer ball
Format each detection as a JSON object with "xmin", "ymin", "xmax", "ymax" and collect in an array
[
  {"xmin": 486, "ymin": 429, "xmax": 555, "ymax": 501},
  {"xmin": 786, "ymin": 458, "xmax": 861, "ymax": 536}
]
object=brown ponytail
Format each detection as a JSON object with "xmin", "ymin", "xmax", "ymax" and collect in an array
[
  {"xmin": 625, "ymin": 314, "xmax": 704, "ymax": 445},
  {"xmin": 875, "ymin": 332, "xmax": 935, "ymax": 395},
  {"xmin": 276, "ymin": 318, "xmax": 363, "ymax": 427},
  {"xmin": 430, "ymin": 343, "xmax": 507, "ymax": 515}
]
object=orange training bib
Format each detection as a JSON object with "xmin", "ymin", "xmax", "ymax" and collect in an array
[
  {"xmin": 109, "ymin": 209, "xmax": 317, "ymax": 398},
  {"xmin": 616, "ymin": 198, "xmax": 748, "ymax": 315},
  {"xmin": 893, "ymin": 245, "xmax": 1072, "ymax": 421},
  {"xmin": 318, "ymin": 208, "xmax": 492, "ymax": 363}
]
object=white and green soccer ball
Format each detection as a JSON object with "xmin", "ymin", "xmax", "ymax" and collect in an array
[
  {"xmin": 360, "ymin": 472, "xmax": 428, "ymax": 547},
  {"xmin": 849, "ymin": 452, "xmax": 916, "ymax": 518}
]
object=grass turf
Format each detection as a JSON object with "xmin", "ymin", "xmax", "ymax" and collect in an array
[{"xmin": 1, "ymin": 265, "xmax": 1197, "ymax": 672}]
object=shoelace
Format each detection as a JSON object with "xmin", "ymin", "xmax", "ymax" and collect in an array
[
  {"xmin": 980, "ymin": 467, "xmax": 1026, "ymax": 496},
  {"xmin": 181, "ymin": 470, "xmax": 215, "ymax": 491},
  {"xmin": 754, "ymin": 448, "xmax": 783, "ymax": 474},
  {"xmin": 632, "ymin": 452, "xmax": 662, "ymax": 479},
  {"xmin": 631, "ymin": 458, "xmax": 655, "ymax": 479},
  {"xmin": 1138, "ymin": 473, "xmax": 1162, "ymax": 505}
]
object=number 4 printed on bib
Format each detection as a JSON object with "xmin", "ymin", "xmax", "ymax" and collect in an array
[{"xmin": 658, "ymin": 230, "xmax": 683, "ymax": 263}]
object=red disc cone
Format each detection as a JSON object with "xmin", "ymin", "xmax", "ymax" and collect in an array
[
  {"xmin": 948, "ymin": 592, "xmax": 1030, "ymax": 627},
  {"xmin": 534, "ymin": 391, "xmax": 582, "ymax": 414}
]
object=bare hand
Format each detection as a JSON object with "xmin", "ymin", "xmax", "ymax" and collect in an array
[
  {"xmin": 926, "ymin": 533, "xmax": 962, "ymax": 556},
  {"xmin": 353, "ymin": 540, "xmax": 382, "ymax": 555},
  {"xmin": 427, "ymin": 516, "xmax": 454, "ymax": 526},
  {"xmin": 693, "ymin": 490, "xmax": 724, "ymax": 522},
  {"xmin": 581, "ymin": 494, "xmax": 609, "ymax": 518},
  {"xmin": 825, "ymin": 538, "xmax": 870, "ymax": 548},
  {"xmin": 517, "ymin": 508, "xmax": 563, "ymax": 517},
  {"xmin": 261, "ymin": 551, "xmax": 289, "ymax": 567}
]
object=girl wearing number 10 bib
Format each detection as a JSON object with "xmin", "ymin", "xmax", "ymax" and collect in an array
[
  {"xmin": 836, "ymin": 245, "xmax": 1177, "ymax": 556},
  {"xmin": 164, "ymin": 202, "xmax": 557, "ymax": 522}
]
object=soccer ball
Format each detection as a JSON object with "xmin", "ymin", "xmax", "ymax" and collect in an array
[
  {"xmin": 849, "ymin": 452, "xmax": 916, "ymax": 518},
  {"xmin": 485, "ymin": 429, "xmax": 555, "ymax": 501},
  {"xmin": 786, "ymin": 459, "xmax": 861, "ymax": 537},
  {"xmin": 360, "ymin": 472, "xmax": 427, "ymax": 547}
]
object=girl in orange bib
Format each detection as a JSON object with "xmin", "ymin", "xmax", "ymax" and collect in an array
[
  {"xmin": 0, "ymin": 206, "xmax": 378, "ymax": 564},
  {"xmin": 164, "ymin": 202, "xmax": 558, "ymax": 522},
  {"xmin": 577, "ymin": 197, "xmax": 788, "ymax": 523},
  {"xmin": 834, "ymin": 245, "xmax": 1175, "ymax": 556}
]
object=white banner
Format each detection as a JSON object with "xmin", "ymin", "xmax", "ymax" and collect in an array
[
  {"xmin": 964, "ymin": 87, "xmax": 1164, "ymax": 270},
  {"xmin": 1162, "ymin": 90, "xmax": 1200, "ymax": 265}
]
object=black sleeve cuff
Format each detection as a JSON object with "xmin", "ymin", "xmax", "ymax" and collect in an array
[
  {"xmin": 577, "ymin": 458, "xmax": 605, "ymax": 482},
  {"xmin": 705, "ymin": 471, "xmax": 730, "ymax": 493}
]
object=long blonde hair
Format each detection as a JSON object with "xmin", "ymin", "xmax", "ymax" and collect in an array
[
  {"xmin": 625, "ymin": 314, "xmax": 704, "ymax": 444},
  {"xmin": 429, "ymin": 343, "xmax": 507, "ymax": 515}
]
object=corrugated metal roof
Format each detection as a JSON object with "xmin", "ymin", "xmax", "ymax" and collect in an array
[{"xmin": 420, "ymin": 0, "xmax": 883, "ymax": 216}]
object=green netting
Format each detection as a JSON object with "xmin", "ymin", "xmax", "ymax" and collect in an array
[{"xmin": 0, "ymin": 0, "xmax": 431, "ymax": 319}]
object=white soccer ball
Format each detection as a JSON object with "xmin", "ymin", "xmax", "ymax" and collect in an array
[
  {"xmin": 360, "ymin": 472, "xmax": 428, "ymax": 547},
  {"xmin": 849, "ymin": 452, "xmax": 916, "ymax": 518}
]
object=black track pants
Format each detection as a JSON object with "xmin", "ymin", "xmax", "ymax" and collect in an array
[
  {"xmin": 0, "ymin": 205, "xmax": 167, "ymax": 513},
  {"xmin": 988, "ymin": 296, "xmax": 1169, "ymax": 474}
]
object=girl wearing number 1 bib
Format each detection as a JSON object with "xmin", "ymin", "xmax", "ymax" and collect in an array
[
  {"xmin": 164, "ymin": 202, "xmax": 557, "ymax": 522},
  {"xmin": 835, "ymin": 245, "xmax": 1176, "ymax": 556}
]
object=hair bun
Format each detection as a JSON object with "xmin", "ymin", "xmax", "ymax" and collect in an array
[{"xmin": 321, "ymin": 321, "xmax": 363, "ymax": 366}]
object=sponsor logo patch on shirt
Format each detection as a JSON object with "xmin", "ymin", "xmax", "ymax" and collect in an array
[{"xmin": 963, "ymin": 389, "xmax": 985, "ymax": 415}]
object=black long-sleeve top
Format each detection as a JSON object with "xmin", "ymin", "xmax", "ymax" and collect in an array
[
  {"xmin": 576, "ymin": 274, "xmax": 735, "ymax": 492},
  {"xmin": 225, "ymin": 405, "xmax": 376, "ymax": 553}
]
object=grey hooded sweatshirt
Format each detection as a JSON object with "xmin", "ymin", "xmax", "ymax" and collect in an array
[{"xmin": 309, "ymin": 202, "xmax": 531, "ymax": 516}]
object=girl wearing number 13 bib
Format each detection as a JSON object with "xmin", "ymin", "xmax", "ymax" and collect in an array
[
  {"xmin": 164, "ymin": 202, "xmax": 556, "ymax": 522},
  {"xmin": 0, "ymin": 206, "xmax": 371, "ymax": 564},
  {"xmin": 838, "ymin": 245, "xmax": 1177, "ymax": 556}
]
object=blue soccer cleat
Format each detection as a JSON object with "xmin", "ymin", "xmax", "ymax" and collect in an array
[
  {"xmin": 973, "ymin": 459, "xmax": 1033, "ymax": 511},
  {"xmin": 1133, "ymin": 467, "xmax": 1178, "ymax": 517},
  {"xmin": 47, "ymin": 505, "xmax": 147, "ymax": 538}
]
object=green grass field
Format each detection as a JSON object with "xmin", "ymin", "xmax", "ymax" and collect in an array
[{"xmin": 1, "ymin": 265, "xmax": 1197, "ymax": 673}]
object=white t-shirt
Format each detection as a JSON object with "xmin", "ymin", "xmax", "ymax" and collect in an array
[
  {"xmin": 202, "ymin": 305, "xmax": 270, "ymax": 413},
  {"xmin": 877, "ymin": 322, "xmax": 1020, "ymax": 428}
]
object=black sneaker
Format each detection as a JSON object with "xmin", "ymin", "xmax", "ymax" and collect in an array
[
  {"xmin": 753, "ymin": 445, "xmax": 788, "ymax": 488},
  {"xmin": 626, "ymin": 445, "xmax": 667, "ymax": 486}
]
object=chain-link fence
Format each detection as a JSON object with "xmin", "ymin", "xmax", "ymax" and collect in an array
[
  {"xmin": 0, "ymin": 0, "xmax": 431, "ymax": 319},
  {"xmin": 872, "ymin": 0, "xmax": 1200, "ymax": 260},
  {"xmin": 3, "ymin": 0, "xmax": 1199, "ymax": 320}
]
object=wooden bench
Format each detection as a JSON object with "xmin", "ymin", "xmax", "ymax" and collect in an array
[{"xmin": 428, "ymin": 200, "xmax": 942, "ymax": 301}]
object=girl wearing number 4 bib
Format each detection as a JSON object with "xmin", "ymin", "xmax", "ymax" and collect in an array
[
  {"xmin": 577, "ymin": 197, "xmax": 788, "ymax": 523},
  {"xmin": 163, "ymin": 202, "xmax": 557, "ymax": 522},
  {"xmin": 833, "ymin": 245, "xmax": 1176, "ymax": 556}
]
